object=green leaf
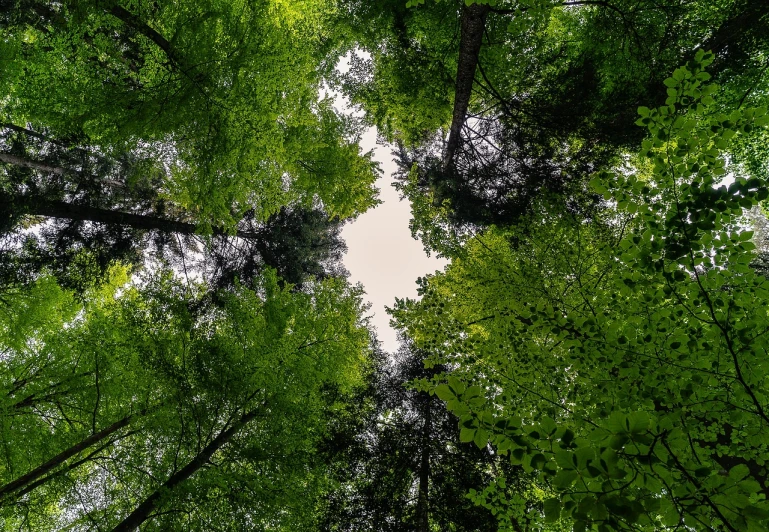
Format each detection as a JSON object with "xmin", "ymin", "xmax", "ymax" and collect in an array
[
  {"xmin": 743, "ymin": 505, "xmax": 769, "ymax": 520},
  {"xmin": 448, "ymin": 376, "xmax": 466, "ymax": 395},
  {"xmin": 553, "ymin": 470, "xmax": 579, "ymax": 489},
  {"xmin": 555, "ymin": 450, "xmax": 576, "ymax": 470},
  {"xmin": 663, "ymin": 77, "xmax": 679, "ymax": 88},
  {"xmin": 575, "ymin": 447, "xmax": 595, "ymax": 469},
  {"xmin": 463, "ymin": 385, "xmax": 482, "ymax": 400},
  {"xmin": 473, "ymin": 428, "xmax": 488, "ymax": 449},
  {"xmin": 434, "ymin": 384, "xmax": 455, "ymax": 401},
  {"xmin": 540, "ymin": 415, "xmax": 557, "ymax": 435},
  {"xmin": 511, "ymin": 448, "xmax": 526, "ymax": 464},
  {"xmin": 529, "ymin": 453, "xmax": 547, "ymax": 470},
  {"xmin": 730, "ymin": 464, "xmax": 750, "ymax": 481},
  {"xmin": 627, "ymin": 411, "xmax": 650, "ymax": 433},
  {"xmin": 543, "ymin": 498, "xmax": 561, "ymax": 523}
]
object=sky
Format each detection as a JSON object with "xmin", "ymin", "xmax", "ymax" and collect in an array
[
  {"xmin": 330, "ymin": 52, "xmax": 448, "ymax": 353},
  {"xmin": 341, "ymin": 127, "xmax": 448, "ymax": 353}
]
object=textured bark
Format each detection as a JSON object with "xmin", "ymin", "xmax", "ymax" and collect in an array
[
  {"xmin": 0, "ymin": 412, "xmax": 138, "ymax": 500},
  {"xmin": 443, "ymin": 3, "xmax": 490, "ymax": 172},
  {"xmin": 0, "ymin": 152, "xmax": 65, "ymax": 175},
  {"xmin": 15, "ymin": 196, "xmax": 259, "ymax": 239},
  {"xmin": 111, "ymin": 408, "xmax": 260, "ymax": 532},
  {"xmin": 415, "ymin": 394, "xmax": 432, "ymax": 531}
]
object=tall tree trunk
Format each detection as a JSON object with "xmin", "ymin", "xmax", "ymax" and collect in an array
[
  {"xmin": 0, "ymin": 411, "xmax": 140, "ymax": 501},
  {"xmin": 415, "ymin": 393, "xmax": 431, "ymax": 531},
  {"xmin": 702, "ymin": 0, "xmax": 769, "ymax": 60},
  {"xmin": 111, "ymin": 408, "xmax": 259, "ymax": 532},
  {"xmin": 0, "ymin": 153, "xmax": 65, "ymax": 175},
  {"xmin": 13, "ymin": 196, "xmax": 259, "ymax": 239},
  {"xmin": 13, "ymin": 430, "xmax": 139, "ymax": 501},
  {"xmin": 107, "ymin": 5, "xmax": 186, "ymax": 70},
  {"xmin": 443, "ymin": 4, "xmax": 490, "ymax": 173},
  {"xmin": 0, "ymin": 123, "xmax": 76, "ymax": 149}
]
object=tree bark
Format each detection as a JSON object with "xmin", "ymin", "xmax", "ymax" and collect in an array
[
  {"xmin": 111, "ymin": 408, "xmax": 260, "ymax": 532},
  {"xmin": 107, "ymin": 5, "xmax": 186, "ymax": 70},
  {"xmin": 0, "ymin": 123, "xmax": 76, "ymax": 149},
  {"xmin": 13, "ymin": 430, "xmax": 139, "ymax": 501},
  {"xmin": 0, "ymin": 411, "xmax": 140, "ymax": 501},
  {"xmin": 415, "ymin": 393, "xmax": 431, "ymax": 531},
  {"xmin": 13, "ymin": 196, "xmax": 259, "ymax": 239},
  {"xmin": 0, "ymin": 153, "xmax": 65, "ymax": 176},
  {"xmin": 443, "ymin": 4, "xmax": 490, "ymax": 173}
]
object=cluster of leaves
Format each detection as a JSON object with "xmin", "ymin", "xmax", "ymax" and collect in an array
[
  {"xmin": 1, "ymin": 0, "xmax": 380, "ymax": 226},
  {"xmin": 0, "ymin": 268, "xmax": 373, "ymax": 530},
  {"xmin": 338, "ymin": 0, "xmax": 769, "ymax": 246},
  {"xmin": 322, "ymin": 338, "xmax": 504, "ymax": 530},
  {"xmin": 392, "ymin": 52, "xmax": 769, "ymax": 531},
  {"xmin": 5, "ymin": 0, "xmax": 769, "ymax": 530},
  {"xmin": 0, "ymin": 0, "xmax": 381, "ymax": 293}
]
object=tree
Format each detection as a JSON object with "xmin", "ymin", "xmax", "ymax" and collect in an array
[
  {"xmin": 392, "ymin": 55, "xmax": 769, "ymax": 530},
  {"xmin": 0, "ymin": 269, "xmax": 373, "ymax": 530},
  {"xmin": 1, "ymin": 0, "xmax": 379, "ymax": 228},
  {"xmin": 1, "ymin": 3, "xmax": 378, "ymax": 529},
  {"xmin": 322, "ymin": 337, "xmax": 505, "ymax": 531},
  {"xmin": 0, "ymin": 124, "xmax": 349, "ymax": 291},
  {"xmin": 336, "ymin": 0, "xmax": 769, "ymax": 234}
]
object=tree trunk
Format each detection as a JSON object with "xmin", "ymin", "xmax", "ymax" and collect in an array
[
  {"xmin": 14, "ymin": 196, "xmax": 259, "ymax": 239},
  {"xmin": 443, "ymin": 3, "xmax": 490, "ymax": 173},
  {"xmin": 107, "ymin": 5, "xmax": 185, "ymax": 70},
  {"xmin": 0, "ymin": 153, "xmax": 65, "ymax": 175},
  {"xmin": 111, "ymin": 408, "xmax": 260, "ymax": 532},
  {"xmin": 0, "ymin": 411, "xmax": 140, "ymax": 501},
  {"xmin": 0, "ymin": 123, "xmax": 76, "ymax": 149},
  {"xmin": 415, "ymin": 393, "xmax": 431, "ymax": 531},
  {"xmin": 13, "ymin": 430, "xmax": 138, "ymax": 501},
  {"xmin": 702, "ymin": 0, "xmax": 769, "ymax": 60}
]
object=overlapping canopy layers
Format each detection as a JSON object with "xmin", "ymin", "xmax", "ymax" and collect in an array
[
  {"xmin": 335, "ymin": 0, "xmax": 769, "ymax": 238},
  {"xmin": 0, "ymin": 269, "xmax": 372, "ymax": 530}
]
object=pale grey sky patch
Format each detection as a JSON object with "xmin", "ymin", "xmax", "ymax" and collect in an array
[
  {"xmin": 342, "ymin": 127, "xmax": 448, "ymax": 353},
  {"xmin": 330, "ymin": 52, "xmax": 448, "ymax": 353}
]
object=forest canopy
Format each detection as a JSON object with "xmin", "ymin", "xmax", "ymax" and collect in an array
[{"xmin": 1, "ymin": 0, "xmax": 769, "ymax": 530}]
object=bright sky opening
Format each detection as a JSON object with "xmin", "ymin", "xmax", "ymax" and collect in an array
[{"xmin": 342, "ymin": 127, "xmax": 448, "ymax": 353}]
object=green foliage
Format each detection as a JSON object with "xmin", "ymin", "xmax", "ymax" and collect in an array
[
  {"xmin": 322, "ymin": 339, "xmax": 503, "ymax": 530},
  {"xmin": 2, "ymin": 0, "xmax": 379, "ymax": 227},
  {"xmin": 333, "ymin": 0, "xmax": 458, "ymax": 145},
  {"xmin": 340, "ymin": 0, "xmax": 769, "ymax": 235},
  {"xmin": 5, "ymin": 0, "xmax": 769, "ymax": 529},
  {"xmin": 392, "ymin": 54, "xmax": 769, "ymax": 530},
  {"xmin": 0, "ymin": 270, "xmax": 372, "ymax": 530}
]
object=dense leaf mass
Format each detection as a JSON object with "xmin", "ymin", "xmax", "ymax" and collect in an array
[
  {"xmin": 2, "ymin": 0, "xmax": 769, "ymax": 531},
  {"xmin": 337, "ymin": 0, "xmax": 769, "ymax": 235},
  {"xmin": 391, "ymin": 52, "xmax": 769, "ymax": 530}
]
